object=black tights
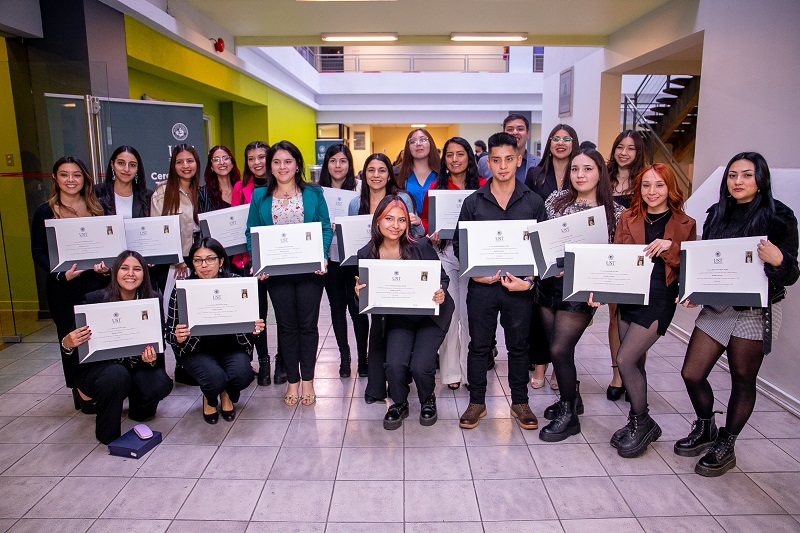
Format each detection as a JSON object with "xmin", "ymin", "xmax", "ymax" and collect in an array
[
  {"xmin": 616, "ymin": 318, "xmax": 659, "ymax": 414},
  {"xmin": 681, "ymin": 327, "xmax": 764, "ymax": 435},
  {"xmin": 540, "ymin": 307, "xmax": 592, "ymax": 402}
]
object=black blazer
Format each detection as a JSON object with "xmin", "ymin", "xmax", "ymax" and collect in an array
[{"xmin": 95, "ymin": 183, "xmax": 153, "ymax": 218}]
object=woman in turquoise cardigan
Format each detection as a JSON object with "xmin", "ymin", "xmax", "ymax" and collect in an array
[{"xmin": 245, "ymin": 140, "xmax": 332, "ymax": 406}]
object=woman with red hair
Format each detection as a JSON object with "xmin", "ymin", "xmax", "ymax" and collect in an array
[{"xmin": 592, "ymin": 163, "xmax": 696, "ymax": 457}]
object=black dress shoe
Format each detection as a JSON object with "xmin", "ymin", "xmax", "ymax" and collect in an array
[
  {"xmin": 606, "ymin": 384, "xmax": 625, "ymax": 401},
  {"xmin": 203, "ymin": 397, "xmax": 219, "ymax": 425},
  {"xmin": 72, "ymin": 388, "xmax": 97, "ymax": 415},
  {"xmin": 364, "ymin": 395, "xmax": 385, "ymax": 404},
  {"xmin": 220, "ymin": 405, "xmax": 236, "ymax": 422},
  {"xmin": 420, "ymin": 396, "xmax": 437, "ymax": 426},
  {"xmin": 383, "ymin": 401, "xmax": 409, "ymax": 430},
  {"xmin": 273, "ymin": 353, "xmax": 288, "ymax": 385}
]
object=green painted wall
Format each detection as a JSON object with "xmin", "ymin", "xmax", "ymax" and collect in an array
[{"xmin": 266, "ymin": 88, "xmax": 316, "ymax": 172}]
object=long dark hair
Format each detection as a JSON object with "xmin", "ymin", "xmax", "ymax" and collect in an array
[
  {"xmin": 49, "ymin": 156, "xmax": 104, "ymax": 217},
  {"xmin": 162, "ymin": 144, "xmax": 201, "ymax": 224},
  {"xmin": 204, "ymin": 145, "xmax": 241, "ymax": 209},
  {"xmin": 436, "ymin": 137, "xmax": 480, "ymax": 190},
  {"xmin": 102, "ymin": 250, "xmax": 155, "ymax": 302},
  {"xmin": 101, "ymin": 145, "xmax": 149, "ymax": 216},
  {"xmin": 188, "ymin": 237, "xmax": 231, "ymax": 278},
  {"xmin": 266, "ymin": 140, "xmax": 310, "ymax": 197},
  {"xmin": 536, "ymin": 124, "xmax": 579, "ymax": 188},
  {"xmin": 357, "ymin": 153, "xmax": 400, "ymax": 215},
  {"xmin": 242, "ymin": 141, "xmax": 269, "ymax": 187},
  {"xmin": 607, "ymin": 130, "xmax": 645, "ymax": 195},
  {"xmin": 705, "ymin": 152, "xmax": 775, "ymax": 239},
  {"xmin": 369, "ymin": 194, "xmax": 417, "ymax": 259},
  {"xmin": 552, "ymin": 148, "xmax": 616, "ymax": 237},
  {"xmin": 396, "ymin": 128, "xmax": 441, "ymax": 189},
  {"xmin": 319, "ymin": 143, "xmax": 357, "ymax": 191}
]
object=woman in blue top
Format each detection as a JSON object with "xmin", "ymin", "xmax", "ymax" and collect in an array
[
  {"xmin": 246, "ymin": 141, "xmax": 333, "ymax": 407},
  {"xmin": 396, "ymin": 128, "xmax": 440, "ymax": 213}
]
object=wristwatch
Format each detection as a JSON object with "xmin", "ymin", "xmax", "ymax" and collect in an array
[{"xmin": 525, "ymin": 277, "xmax": 535, "ymax": 290}]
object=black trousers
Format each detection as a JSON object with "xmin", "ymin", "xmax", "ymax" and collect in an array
[
  {"xmin": 253, "ymin": 278, "xmax": 270, "ymax": 362},
  {"xmin": 268, "ymin": 273, "xmax": 325, "ymax": 383},
  {"xmin": 528, "ymin": 301, "xmax": 551, "ymax": 366},
  {"xmin": 182, "ymin": 350, "xmax": 253, "ymax": 405},
  {"xmin": 324, "ymin": 261, "xmax": 369, "ymax": 359},
  {"xmin": 365, "ymin": 317, "xmax": 388, "ymax": 400},
  {"xmin": 385, "ymin": 315, "xmax": 447, "ymax": 405},
  {"xmin": 75, "ymin": 360, "xmax": 173, "ymax": 445},
  {"xmin": 466, "ymin": 281, "xmax": 533, "ymax": 405}
]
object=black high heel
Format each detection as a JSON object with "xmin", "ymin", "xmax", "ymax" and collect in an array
[
  {"xmin": 72, "ymin": 388, "xmax": 97, "ymax": 415},
  {"xmin": 607, "ymin": 365, "xmax": 625, "ymax": 401}
]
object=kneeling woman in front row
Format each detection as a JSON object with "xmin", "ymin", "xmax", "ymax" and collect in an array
[
  {"xmin": 356, "ymin": 195, "xmax": 454, "ymax": 430},
  {"xmin": 166, "ymin": 238, "xmax": 264, "ymax": 424},
  {"xmin": 62, "ymin": 251, "xmax": 173, "ymax": 444}
]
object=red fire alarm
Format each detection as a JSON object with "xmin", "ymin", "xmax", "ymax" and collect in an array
[{"xmin": 211, "ymin": 38, "xmax": 225, "ymax": 53}]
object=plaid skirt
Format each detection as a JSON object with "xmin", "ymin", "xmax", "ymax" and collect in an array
[{"xmin": 695, "ymin": 302, "xmax": 782, "ymax": 347}]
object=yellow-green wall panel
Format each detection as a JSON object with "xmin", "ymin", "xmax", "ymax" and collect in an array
[{"xmin": 266, "ymin": 88, "xmax": 316, "ymax": 172}]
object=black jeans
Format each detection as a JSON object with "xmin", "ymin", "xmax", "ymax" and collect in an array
[
  {"xmin": 182, "ymin": 350, "xmax": 253, "ymax": 405},
  {"xmin": 324, "ymin": 261, "xmax": 369, "ymax": 359},
  {"xmin": 75, "ymin": 360, "xmax": 173, "ymax": 444},
  {"xmin": 253, "ymin": 278, "xmax": 270, "ymax": 361},
  {"xmin": 268, "ymin": 273, "xmax": 325, "ymax": 383},
  {"xmin": 385, "ymin": 315, "xmax": 447, "ymax": 405},
  {"xmin": 466, "ymin": 281, "xmax": 533, "ymax": 405}
]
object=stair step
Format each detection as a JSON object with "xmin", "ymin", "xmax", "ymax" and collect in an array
[
  {"xmin": 668, "ymin": 77, "xmax": 695, "ymax": 87},
  {"xmin": 656, "ymin": 97, "xmax": 678, "ymax": 105},
  {"xmin": 645, "ymin": 115, "xmax": 664, "ymax": 123},
  {"xmin": 663, "ymin": 87, "xmax": 684, "ymax": 96}
]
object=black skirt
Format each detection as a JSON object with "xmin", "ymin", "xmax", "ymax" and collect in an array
[{"xmin": 533, "ymin": 276, "xmax": 597, "ymax": 316}]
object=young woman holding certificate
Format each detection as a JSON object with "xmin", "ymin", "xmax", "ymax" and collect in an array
[
  {"xmin": 246, "ymin": 141, "xmax": 332, "ymax": 407},
  {"xmin": 396, "ymin": 128, "xmax": 440, "ymax": 215},
  {"xmin": 420, "ymin": 137, "xmax": 486, "ymax": 390},
  {"xmin": 62, "ymin": 251, "xmax": 173, "ymax": 444},
  {"xmin": 536, "ymin": 147, "xmax": 625, "ymax": 442},
  {"xmin": 319, "ymin": 143, "xmax": 368, "ymax": 378},
  {"xmin": 96, "ymin": 146, "xmax": 152, "ymax": 219},
  {"xmin": 589, "ymin": 164, "xmax": 696, "ymax": 458},
  {"xmin": 200, "ymin": 145, "xmax": 241, "ymax": 213},
  {"xmin": 676, "ymin": 152, "xmax": 798, "ymax": 476},
  {"xmin": 167, "ymin": 238, "xmax": 262, "ymax": 424},
  {"xmin": 355, "ymin": 195, "xmax": 454, "ymax": 429},
  {"xmin": 30, "ymin": 157, "xmax": 109, "ymax": 397}
]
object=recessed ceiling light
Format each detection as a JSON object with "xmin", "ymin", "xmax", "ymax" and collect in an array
[
  {"xmin": 321, "ymin": 33, "xmax": 399, "ymax": 42},
  {"xmin": 450, "ymin": 33, "xmax": 528, "ymax": 42}
]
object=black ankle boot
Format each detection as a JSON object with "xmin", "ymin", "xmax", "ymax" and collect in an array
[
  {"xmin": 257, "ymin": 357, "xmax": 271, "ymax": 386},
  {"xmin": 616, "ymin": 409, "xmax": 662, "ymax": 458},
  {"xmin": 539, "ymin": 400, "xmax": 581, "ymax": 442},
  {"xmin": 273, "ymin": 352, "xmax": 288, "ymax": 385},
  {"xmin": 357, "ymin": 353, "xmax": 368, "ymax": 378},
  {"xmin": 611, "ymin": 413, "xmax": 635, "ymax": 449},
  {"xmin": 339, "ymin": 352, "xmax": 352, "ymax": 378},
  {"xmin": 420, "ymin": 395, "xmax": 437, "ymax": 426},
  {"xmin": 695, "ymin": 427, "xmax": 737, "ymax": 477},
  {"xmin": 544, "ymin": 380, "xmax": 583, "ymax": 420},
  {"xmin": 674, "ymin": 416, "xmax": 718, "ymax": 457},
  {"xmin": 383, "ymin": 401, "xmax": 409, "ymax": 430}
]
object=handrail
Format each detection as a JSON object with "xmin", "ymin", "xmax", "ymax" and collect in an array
[{"xmin": 297, "ymin": 50, "xmax": 509, "ymax": 73}]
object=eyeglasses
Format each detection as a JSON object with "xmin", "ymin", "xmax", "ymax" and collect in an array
[
  {"xmin": 552, "ymin": 136, "xmax": 572, "ymax": 143},
  {"xmin": 211, "ymin": 156, "xmax": 231, "ymax": 164},
  {"xmin": 192, "ymin": 256, "xmax": 219, "ymax": 266},
  {"xmin": 408, "ymin": 138, "xmax": 429, "ymax": 146}
]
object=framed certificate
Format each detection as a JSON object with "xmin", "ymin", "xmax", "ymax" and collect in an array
[
  {"xmin": 175, "ymin": 277, "xmax": 260, "ymax": 335},
  {"xmin": 562, "ymin": 244, "xmax": 654, "ymax": 304},
  {"xmin": 529, "ymin": 206, "xmax": 609, "ymax": 279},
  {"xmin": 358, "ymin": 259, "xmax": 441, "ymax": 315},
  {"xmin": 250, "ymin": 222, "xmax": 325, "ymax": 276},
  {"xmin": 428, "ymin": 190, "xmax": 473, "ymax": 239},
  {"xmin": 198, "ymin": 204, "xmax": 250, "ymax": 255},
  {"xmin": 679, "ymin": 236, "xmax": 768, "ymax": 307},
  {"xmin": 124, "ymin": 215, "xmax": 183, "ymax": 265},
  {"xmin": 74, "ymin": 298, "xmax": 164, "ymax": 364},
  {"xmin": 335, "ymin": 215, "xmax": 373, "ymax": 266},
  {"xmin": 45, "ymin": 215, "xmax": 127, "ymax": 272},
  {"xmin": 457, "ymin": 219, "xmax": 538, "ymax": 278}
]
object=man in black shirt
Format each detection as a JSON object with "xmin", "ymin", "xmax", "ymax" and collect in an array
[{"xmin": 453, "ymin": 132, "xmax": 547, "ymax": 430}]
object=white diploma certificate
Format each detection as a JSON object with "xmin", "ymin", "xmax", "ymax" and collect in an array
[
  {"xmin": 679, "ymin": 236, "xmax": 768, "ymax": 307},
  {"xmin": 529, "ymin": 206, "xmax": 609, "ymax": 279},
  {"xmin": 457, "ymin": 219, "xmax": 538, "ymax": 278},
  {"xmin": 45, "ymin": 215, "xmax": 127, "ymax": 272},
  {"xmin": 198, "ymin": 204, "xmax": 250, "ymax": 255},
  {"xmin": 175, "ymin": 277, "xmax": 260, "ymax": 335},
  {"xmin": 322, "ymin": 187, "xmax": 360, "ymax": 262},
  {"xmin": 562, "ymin": 244, "xmax": 655, "ymax": 305},
  {"xmin": 250, "ymin": 222, "xmax": 325, "ymax": 276},
  {"xmin": 124, "ymin": 215, "xmax": 183, "ymax": 265},
  {"xmin": 428, "ymin": 190, "xmax": 473, "ymax": 239},
  {"xmin": 74, "ymin": 298, "xmax": 164, "ymax": 364},
  {"xmin": 358, "ymin": 259, "xmax": 441, "ymax": 315},
  {"xmin": 335, "ymin": 215, "xmax": 373, "ymax": 266}
]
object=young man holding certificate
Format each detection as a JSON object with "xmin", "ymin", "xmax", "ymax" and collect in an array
[{"xmin": 452, "ymin": 132, "xmax": 547, "ymax": 430}]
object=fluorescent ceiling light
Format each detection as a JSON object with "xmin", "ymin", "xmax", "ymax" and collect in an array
[
  {"xmin": 411, "ymin": 124, "xmax": 427, "ymax": 128},
  {"xmin": 321, "ymin": 33, "xmax": 398, "ymax": 42},
  {"xmin": 450, "ymin": 33, "xmax": 528, "ymax": 42},
  {"xmin": 300, "ymin": 1, "xmax": 395, "ymax": 2}
]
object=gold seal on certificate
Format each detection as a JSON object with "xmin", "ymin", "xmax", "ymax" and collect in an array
[
  {"xmin": 679, "ymin": 236, "xmax": 768, "ymax": 307},
  {"xmin": 250, "ymin": 222, "xmax": 325, "ymax": 276},
  {"xmin": 428, "ymin": 190, "xmax": 473, "ymax": 239},
  {"xmin": 335, "ymin": 215, "xmax": 372, "ymax": 266},
  {"xmin": 198, "ymin": 205, "xmax": 250, "ymax": 255},
  {"xmin": 457, "ymin": 219, "xmax": 538, "ymax": 278},
  {"xmin": 74, "ymin": 298, "xmax": 164, "ymax": 363},
  {"xmin": 124, "ymin": 215, "xmax": 183, "ymax": 265},
  {"xmin": 562, "ymin": 243, "xmax": 654, "ymax": 304},
  {"xmin": 175, "ymin": 277, "xmax": 260, "ymax": 335},
  {"xmin": 358, "ymin": 259, "xmax": 441, "ymax": 315},
  {"xmin": 322, "ymin": 187, "xmax": 360, "ymax": 262},
  {"xmin": 529, "ymin": 206, "xmax": 609, "ymax": 279},
  {"xmin": 45, "ymin": 215, "xmax": 127, "ymax": 272}
]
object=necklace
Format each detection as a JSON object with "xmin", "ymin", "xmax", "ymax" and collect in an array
[{"xmin": 645, "ymin": 211, "xmax": 670, "ymax": 225}]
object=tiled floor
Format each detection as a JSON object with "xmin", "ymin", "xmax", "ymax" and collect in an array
[{"xmin": 0, "ymin": 304, "xmax": 799, "ymax": 532}]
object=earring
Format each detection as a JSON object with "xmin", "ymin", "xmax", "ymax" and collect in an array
[
  {"xmin": 134, "ymin": 174, "xmax": 138, "ymax": 184},
  {"xmin": 111, "ymin": 169, "xmax": 116, "ymax": 181}
]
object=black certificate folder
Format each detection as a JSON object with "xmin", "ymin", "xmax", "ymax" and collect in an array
[{"xmin": 562, "ymin": 251, "xmax": 647, "ymax": 305}]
